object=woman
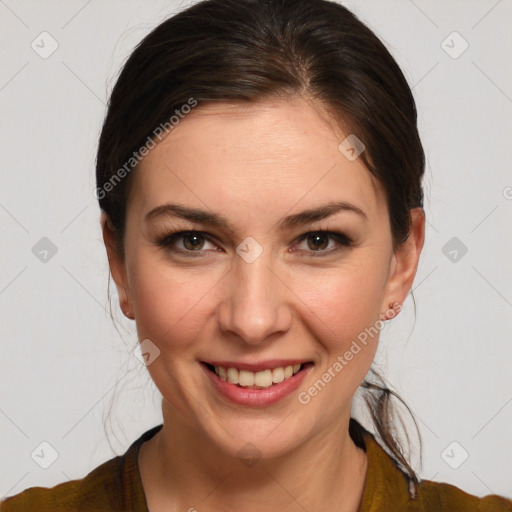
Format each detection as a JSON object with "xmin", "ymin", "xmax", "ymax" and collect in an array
[{"xmin": 2, "ymin": 0, "xmax": 511, "ymax": 510}]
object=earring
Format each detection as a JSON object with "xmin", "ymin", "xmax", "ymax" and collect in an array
[
  {"xmin": 122, "ymin": 305, "xmax": 134, "ymax": 319},
  {"xmin": 380, "ymin": 301, "xmax": 401, "ymax": 321}
]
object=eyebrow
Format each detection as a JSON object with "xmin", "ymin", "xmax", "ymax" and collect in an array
[{"xmin": 144, "ymin": 201, "xmax": 367, "ymax": 230}]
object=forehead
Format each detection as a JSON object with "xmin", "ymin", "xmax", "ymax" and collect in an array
[{"xmin": 132, "ymin": 97, "xmax": 385, "ymax": 223}]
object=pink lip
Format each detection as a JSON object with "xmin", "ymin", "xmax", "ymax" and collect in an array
[
  {"xmin": 204, "ymin": 359, "xmax": 310, "ymax": 372},
  {"xmin": 202, "ymin": 363, "xmax": 312, "ymax": 407}
]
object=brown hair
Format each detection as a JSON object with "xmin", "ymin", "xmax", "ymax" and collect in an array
[{"xmin": 96, "ymin": 0, "xmax": 424, "ymax": 490}]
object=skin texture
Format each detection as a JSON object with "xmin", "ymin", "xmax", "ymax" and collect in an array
[{"xmin": 102, "ymin": 96, "xmax": 425, "ymax": 511}]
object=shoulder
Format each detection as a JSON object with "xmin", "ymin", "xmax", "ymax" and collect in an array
[
  {"xmin": 0, "ymin": 425, "xmax": 161, "ymax": 512},
  {"xmin": 416, "ymin": 479, "xmax": 512, "ymax": 511},
  {"xmin": 0, "ymin": 454, "xmax": 124, "ymax": 512},
  {"xmin": 356, "ymin": 422, "xmax": 512, "ymax": 512}
]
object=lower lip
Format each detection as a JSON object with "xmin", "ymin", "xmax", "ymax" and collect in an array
[{"xmin": 202, "ymin": 364, "xmax": 312, "ymax": 407}]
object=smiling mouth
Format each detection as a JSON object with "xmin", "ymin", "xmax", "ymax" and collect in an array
[{"xmin": 203, "ymin": 362, "xmax": 313, "ymax": 389}]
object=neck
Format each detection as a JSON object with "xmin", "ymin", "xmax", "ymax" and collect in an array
[{"xmin": 139, "ymin": 401, "xmax": 368, "ymax": 512}]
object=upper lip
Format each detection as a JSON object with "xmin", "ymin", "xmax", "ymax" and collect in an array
[{"xmin": 203, "ymin": 359, "xmax": 312, "ymax": 372}]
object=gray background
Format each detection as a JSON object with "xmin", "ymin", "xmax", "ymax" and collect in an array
[{"xmin": 1, "ymin": 0, "xmax": 511, "ymax": 501}]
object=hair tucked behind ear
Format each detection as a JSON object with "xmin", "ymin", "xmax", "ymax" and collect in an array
[{"xmin": 96, "ymin": 0, "xmax": 425, "ymax": 492}]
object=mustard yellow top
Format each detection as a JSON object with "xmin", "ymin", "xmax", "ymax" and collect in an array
[{"xmin": 2, "ymin": 422, "xmax": 511, "ymax": 511}]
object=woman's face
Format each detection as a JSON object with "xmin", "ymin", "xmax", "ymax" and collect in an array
[{"xmin": 104, "ymin": 96, "xmax": 424, "ymax": 459}]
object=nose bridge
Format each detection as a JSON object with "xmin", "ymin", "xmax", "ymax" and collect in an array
[{"xmin": 218, "ymin": 254, "xmax": 291, "ymax": 345}]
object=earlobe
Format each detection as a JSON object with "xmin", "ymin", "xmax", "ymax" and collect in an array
[
  {"xmin": 380, "ymin": 301, "xmax": 402, "ymax": 321},
  {"xmin": 100, "ymin": 212, "xmax": 131, "ymax": 313},
  {"xmin": 381, "ymin": 208, "xmax": 425, "ymax": 315}
]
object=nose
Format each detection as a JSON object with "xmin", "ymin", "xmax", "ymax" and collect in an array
[{"xmin": 216, "ymin": 256, "xmax": 292, "ymax": 346}]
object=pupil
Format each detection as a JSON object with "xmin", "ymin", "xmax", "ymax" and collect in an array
[
  {"xmin": 308, "ymin": 234, "xmax": 328, "ymax": 250},
  {"xmin": 184, "ymin": 234, "xmax": 204, "ymax": 250}
]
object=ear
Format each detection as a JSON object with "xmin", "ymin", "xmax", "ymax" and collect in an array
[
  {"xmin": 100, "ymin": 212, "xmax": 131, "ymax": 312},
  {"xmin": 381, "ymin": 208, "xmax": 425, "ymax": 314}
]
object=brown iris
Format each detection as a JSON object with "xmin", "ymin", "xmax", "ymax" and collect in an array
[
  {"xmin": 183, "ymin": 233, "xmax": 205, "ymax": 250},
  {"xmin": 307, "ymin": 233, "xmax": 329, "ymax": 251}
]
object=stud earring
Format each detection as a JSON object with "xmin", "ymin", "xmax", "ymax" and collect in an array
[
  {"xmin": 122, "ymin": 306, "xmax": 134, "ymax": 319},
  {"xmin": 380, "ymin": 301, "xmax": 401, "ymax": 321}
]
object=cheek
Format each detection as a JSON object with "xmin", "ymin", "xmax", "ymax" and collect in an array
[
  {"xmin": 127, "ymin": 242, "xmax": 389, "ymax": 367},
  {"xmin": 289, "ymin": 256, "xmax": 387, "ymax": 392},
  {"xmin": 292, "ymin": 258, "xmax": 385, "ymax": 341},
  {"xmin": 127, "ymin": 250, "xmax": 221, "ymax": 352},
  {"xmin": 291, "ymin": 268, "xmax": 384, "ymax": 411}
]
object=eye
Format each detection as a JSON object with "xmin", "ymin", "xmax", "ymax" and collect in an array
[
  {"xmin": 157, "ymin": 231, "xmax": 217, "ymax": 254},
  {"xmin": 156, "ymin": 229, "xmax": 352, "ymax": 257},
  {"xmin": 294, "ymin": 231, "xmax": 352, "ymax": 255}
]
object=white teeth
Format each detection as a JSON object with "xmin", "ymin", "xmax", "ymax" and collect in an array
[
  {"xmin": 227, "ymin": 367, "xmax": 239, "ymax": 384},
  {"xmin": 238, "ymin": 370, "xmax": 254, "ymax": 387},
  {"xmin": 254, "ymin": 369, "xmax": 273, "ymax": 388},
  {"xmin": 213, "ymin": 363, "xmax": 304, "ymax": 388},
  {"xmin": 272, "ymin": 367, "xmax": 285, "ymax": 383}
]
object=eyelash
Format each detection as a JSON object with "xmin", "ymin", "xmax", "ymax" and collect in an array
[{"xmin": 156, "ymin": 229, "xmax": 353, "ymax": 257}]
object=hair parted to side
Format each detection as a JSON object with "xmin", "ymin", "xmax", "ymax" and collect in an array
[{"xmin": 96, "ymin": 0, "xmax": 425, "ymax": 491}]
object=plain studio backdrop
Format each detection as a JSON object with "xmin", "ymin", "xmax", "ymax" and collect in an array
[{"xmin": 1, "ymin": 0, "xmax": 511, "ymax": 501}]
